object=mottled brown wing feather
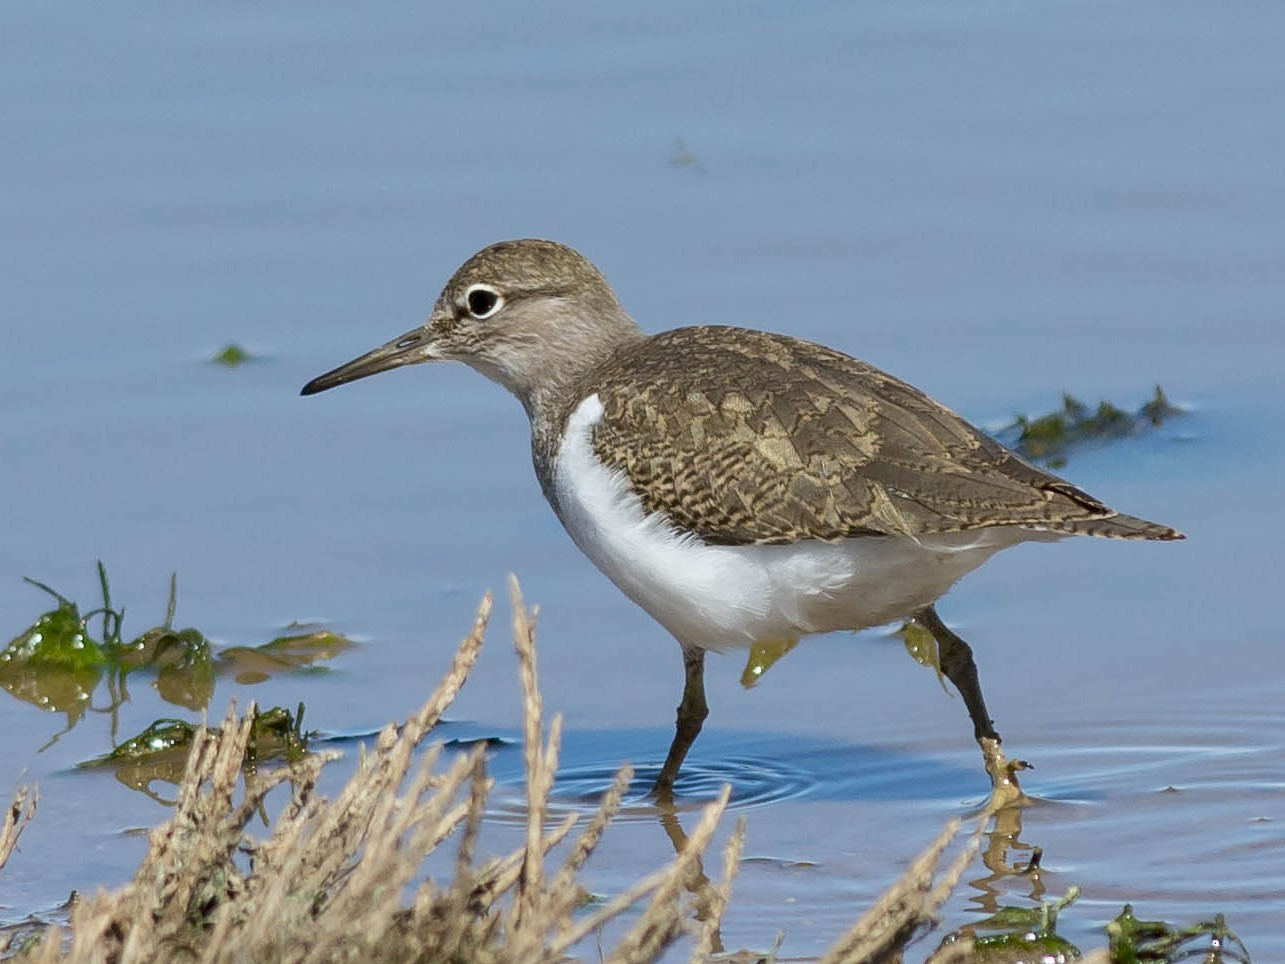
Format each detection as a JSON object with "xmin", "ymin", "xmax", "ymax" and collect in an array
[{"xmin": 583, "ymin": 326, "xmax": 1180, "ymax": 545}]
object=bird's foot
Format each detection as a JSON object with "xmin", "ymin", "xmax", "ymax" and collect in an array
[
  {"xmin": 980, "ymin": 736, "xmax": 1032, "ymax": 809},
  {"xmin": 647, "ymin": 776, "xmax": 678, "ymax": 809}
]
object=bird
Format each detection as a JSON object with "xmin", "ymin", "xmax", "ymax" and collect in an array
[{"xmin": 302, "ymin": 238, "xmax": 1183, "ymax": 802}]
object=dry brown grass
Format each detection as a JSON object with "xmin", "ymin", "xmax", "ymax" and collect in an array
[
  {"xmin": 1, "ymin": 578, "xmax": 996, "ymax": 964},
  {"xmin": 0, "ymin": 785, "xmax": 36, "ymax": 876}
]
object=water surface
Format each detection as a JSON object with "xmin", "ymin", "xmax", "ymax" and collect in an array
[{"xmin": 2, "ymin": 1, "xmax": 1282, "ymax": 957}]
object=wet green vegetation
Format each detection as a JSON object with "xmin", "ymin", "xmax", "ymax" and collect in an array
[
  {"xmin": 998, "ymin": 386, "xmax": 1183, "ymax": 468},
  {"xmin": 925, "ymin": 887, "xmax": 1247, "ymax": 962},
  {"xmin": 1106, "ymin": 905, "xmax": 1249, "ymax": 963},
  {"xmin": 208, "ymin": 342, "xmax": 255, "ymax": 367},
  {"xmin": 79, "ymin": 705, "xmax": 310, "ymax": 802},
  {"xmin": 933, "ymin": 896, "xmax": 1249, "ymax": 963},
  {"xmin": 1, "ymin": 564, "xmax": 344, "ymax": 781}
]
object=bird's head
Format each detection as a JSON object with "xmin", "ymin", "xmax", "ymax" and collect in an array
[{"xmin": 301, "ymin": 239, "xmax": 640, "ymax": 413}]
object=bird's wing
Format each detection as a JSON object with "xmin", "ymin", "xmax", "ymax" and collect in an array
[{"xmin": 585, "ymin": 326, "xmax": 1178, "ymax": 545}]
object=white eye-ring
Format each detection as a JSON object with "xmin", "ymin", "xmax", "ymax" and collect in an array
[{"xmin": 464, "ymin": 284, "xmax": 504, "ymax": 319}]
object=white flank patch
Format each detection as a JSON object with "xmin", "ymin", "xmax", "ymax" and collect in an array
[{"xmin": 553, "ymin": 394, "xmax": 1043, "ymax": 652}]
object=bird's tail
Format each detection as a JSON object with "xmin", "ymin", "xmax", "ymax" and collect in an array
[{"xmin": 1061, "ymin": 511, "xmax": 1184, "ymax": 541}]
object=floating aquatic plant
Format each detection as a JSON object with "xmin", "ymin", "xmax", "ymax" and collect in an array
[
  {"xmin": 999, "ymin": 386, "xmax": 1184, "ymax": 468},
  {"xmin": 2, "ymin": 565, "xmax": 352, "ymax": 755},
  {"xmin": 209, "ymin": 343, "xmax": 255, "ymax": 367}
]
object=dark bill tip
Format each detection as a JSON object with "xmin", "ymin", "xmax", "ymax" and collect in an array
[{"xmin": 300, "ymin": 327, "xmax": 432, "ymax": 397}]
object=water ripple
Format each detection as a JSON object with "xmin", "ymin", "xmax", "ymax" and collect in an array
[{"xmin": 475, "ymin": 727, "xmax": 976, "ymax": 823}]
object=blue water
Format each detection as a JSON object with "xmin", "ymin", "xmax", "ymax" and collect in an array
[{"xmin": 2, "ymin": 1, "xmax": 1282, "ymax": 958}]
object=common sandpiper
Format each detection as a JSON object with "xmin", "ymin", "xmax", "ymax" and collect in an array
[{"xmin": 302, "ymin": 238, "xmax": 1182, "ymax": 802}]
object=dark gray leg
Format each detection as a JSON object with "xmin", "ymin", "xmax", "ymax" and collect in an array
[
  {"xmin": 914, "ymin": 604, "xmax": 999, "ymax": 742},
  {"xmin": 913, "ymin": 605, "xmax": 1028, "ymax": 801},
  {"xmin": 651, "ymin": 647, "xmax": 708, "ymax": 801}
]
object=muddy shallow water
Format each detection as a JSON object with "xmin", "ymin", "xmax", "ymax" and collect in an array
[{"xmin": 2, "ymin": 1, "xmax": 1283, "ymax": 958}]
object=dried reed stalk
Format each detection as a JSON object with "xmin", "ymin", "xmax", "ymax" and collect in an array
[{"xmin": 0, "ymin": 785, "xmax": 36, "ymax": 874}]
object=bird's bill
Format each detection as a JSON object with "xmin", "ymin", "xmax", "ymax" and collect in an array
[{"xmin": 300, "ymin": 326, "xmax": 436, "ymax": 395}]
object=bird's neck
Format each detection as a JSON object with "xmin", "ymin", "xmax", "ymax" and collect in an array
[
  {"xmin": 515, "ymin": 306, "xmax": 643, "ymax": 422},
  {"xmin": 521, "ymin": 312, "xmax": 644, "ymax": 513}
]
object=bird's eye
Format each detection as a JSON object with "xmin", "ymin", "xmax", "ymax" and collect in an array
[{"xmin": 465, "ymin": 284, "xmax": 503, "ymax": 319}]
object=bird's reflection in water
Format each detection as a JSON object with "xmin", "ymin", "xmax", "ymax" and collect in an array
[
  {"xmin": 970, "ymin": 795, "xmax": 1046, "ymax": 914},
  {"xmin": 643, "ymin": 774, "xmax": 1052, "ymax": 956},
  {"xmin": 655, "ymin": 796, "xmax": 725, "ymax": 955}
]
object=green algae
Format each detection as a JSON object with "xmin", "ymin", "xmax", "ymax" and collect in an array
[
  {"xmin": 77, "ymin": 704, "xmax": 311, "ymax": 800},
  {"xmin": 218, "ymin": 627, "xmax": 355, "ymax": 684},
  {"xmin": 209, "ymin": 342, "xmax": 255, "ymax": 367},
  {"xmin": 1107, "ymin": 904, "xmax": 1250, "ymax": 963},
  {"xmin": 2, "ymin": 565, "xmax": 348, "ymax": 779},
  {"xmin": 0, "ymin": 595, "xmax": 106, "ymax": 719},
  {"xmin": 1000, "ymin": 386, "xmax": 1183, "ymax": 468},
  {"xmin": 933, "ymin": 888, "xmax": 1249, "ymax": 962}
]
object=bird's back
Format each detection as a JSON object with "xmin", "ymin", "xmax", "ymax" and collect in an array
[{"xmin": 567, "ymin": 325, "xmax": 1181, "ymax": 546}]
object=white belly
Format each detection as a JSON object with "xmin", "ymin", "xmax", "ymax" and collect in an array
[{"xmin": 552, "ymin": 394, "xmax": 1046, "ymax": 652}]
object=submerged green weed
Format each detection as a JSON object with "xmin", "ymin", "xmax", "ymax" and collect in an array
[
  {"xmin": 929, "ymin": 888, "xmax": 1248, "ymax": 962},
  {"xmin": 1107, "ymin": 904, "xmax": 1250, "ymax": 963},
  {"xmin": 0, "ymin": 593, "xmax": 106, "ymax": 720},
  {"xmin": 1000, "ymin": 386, "xmax": 1183, "ymax": 468},
  {"xmin": 209, "ymin": 343, "xmax": 255, "ymax": 367},
  {"xmin": 2, "ymin": 565, "xmax": 347, "ymax": 779},
  {"xmin": 80, "ymin": 704, "xmax": 311, "ymax": 799}
]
